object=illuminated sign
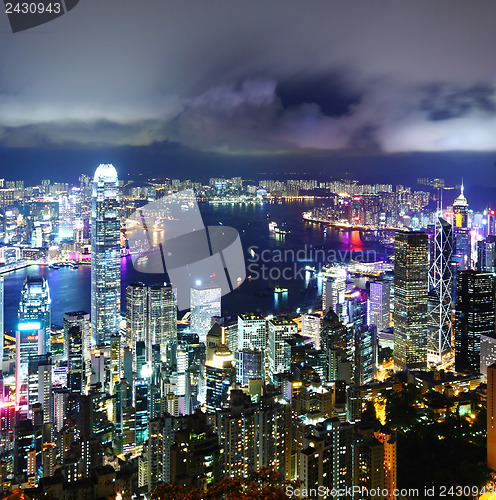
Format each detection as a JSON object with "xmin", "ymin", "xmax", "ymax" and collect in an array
[{"xmin": 18, "ymin": 322, "xmax": 42, "ymax": 331}]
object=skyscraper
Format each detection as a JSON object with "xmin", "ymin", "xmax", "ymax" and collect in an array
[
  {"xmin": 237, "ymin": 313, "xmax": 266, "ymax": 351},
  {"xmin": 393, "ymin": 231, "xmax": 429, "ymax": 370},
  {"xmin": 453, "ymin": 183, "xmax": 471, "ymax": 270},
  {"xmin": 368, "ymin": 280, "xmax": 390, "ymax": 332},
  {"xmin": 148, "ymin": 284, "xmax": 177, "ymax": 362},
  {"xmin": 91, "ymin": 164, "xmax": 121, "ymax": 345},
  {"xmin": 267, "ymin": 317, "xmax": 298, "ymax": 384},
  {"xmin": 455, "ymin": 271, "xmax": 495, "ymax": 373},
  {"xmin": 190, "ymin": 282, "xmax": 221, "ymax": 344},
  {"xmin": 19, "ymin": 276, "xmax": 51, "ymax": 355},
  {"xmin": 63, "ymin": 311, "xmax": 90, "ymax": 390},
  {"xmin": 427, "ymin": 217, "xmax": 454, "ymax": 364}
]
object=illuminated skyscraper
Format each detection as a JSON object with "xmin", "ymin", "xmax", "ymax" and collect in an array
[
  {"xmin": 190, "ymin": 282, "xmax": 221, "ymax": 344},
  {"xmin": 427, "ymin": 217, "xmax": 454, "ymax": 364},
  {"xmin": 368, "ymin": 280, "xmax": 390, "ymax": 332},
  {"xmin": 148, "ymin": 284, "xmax": 177, "ymax": 362},
  {"xmin": 237, "ymin": 313, "xmax": 266, "ymax": 351},
  {"xmin": 63, "ymin": 311, "xmax": 90, "ymax": 390},
  {"xmin": 453, "ymin": 183, "xmax": 471, "ymax": 270},
  {"xmin": 393, "ymin": 232, "xmax": 428, "ymax": 370},
  {"xmin": 91, "ymin": 164, "xmax": 120, "ymax": 345},
  {"xmin": 267, "ymin": 317, "xmax": 298, "ymax": 384},
  {"xmin": 455, "ymin": 271, "xmax": 495, "ymax": 373},
  {"xmin": 19, "ymin": 276, "xmax": 51, "ymax": 355}
]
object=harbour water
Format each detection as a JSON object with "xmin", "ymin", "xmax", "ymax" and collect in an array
[{"xmin": 2, "ymin": 199, "xmax": 388, "ymax": 334}]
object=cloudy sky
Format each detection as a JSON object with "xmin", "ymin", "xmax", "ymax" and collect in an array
[{"xmin": 1, "ymin": 1, "xmax": 496, "ymax": 182}]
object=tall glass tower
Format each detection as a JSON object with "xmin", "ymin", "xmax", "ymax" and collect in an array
[
  {"xmin": 393, "ymin": 231, "xmax": 429, "ymax": 370},
  {"xmin": 91, "ymin": 164, "xmax": 121, "ymax": 345},
  {"xmin": 18, "ymin": 276, "xmax": 51, "ymax": 355}
]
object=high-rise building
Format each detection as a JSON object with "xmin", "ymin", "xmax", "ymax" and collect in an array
[
  {"xmin": 267, "ymin": 317, "xmax": 298, "ymax": 384},
  {"xmin": 91, "ymin": 164, "xmax": 121, "ymax": 345},
  {"xmin": 16, "ymin": 321, "xmax": 42, "ymax": 411},
  {"xmin": 453, "ymin": 183, "xmax": 471, "ymax": 270},
  {"xmin": 205, "ymin": 332, "xmax": 234, "ymax": 414},
  {"xmin": 487, "ymin": 363, "xmax": 496, "ymax": 470},
  {"xmin": 190, "ymin": 282, "xmax": 221, "ymax": 344},
  {"xmin": 427, "ymin": 217, "xmax": 454, "ymax": 364},
  {"xmin": 455, "ymin": 271, "xmax": 495, "ymax": 373},
  {"xmin": 393, "ymin": 231, "xmax": 429, "ymax": 370},
  {"xmin": 477, "ymin": 237, "xmax": 496, "ymax": 273},
  {"xmin": 63, "ymin": 311, "xmax": 90, "ymax": 390},
  {"xmin": 301, "ymin": 313, "xmax": 321, "ymax": 349},
  {"xmin": 237, "ymin": 313, "xmax": 266, "ymax": 351},
  {"xmin": 368, "ymin": 280, "xmax": 390, "ymax": 332},
  {"xmin": 322, "ymin": 268, "xmax": 346, "ymax": 313},
  {"xmin": 148, "ymin": 284, "xmax": 177, "ymax": 362},
  {"xmin": 19, "ymin": 276, "xmax": 51, "ymax": 355},
  {"xmin": 67, "ymin": 326, "xmax": 83, "ymax": 394}
]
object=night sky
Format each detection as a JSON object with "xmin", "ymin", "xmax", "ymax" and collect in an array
[{"xmin": 1, "ymin": 1, "xmax": 496, "ymax": 186}]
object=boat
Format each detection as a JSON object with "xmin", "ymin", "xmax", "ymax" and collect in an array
[
  {"xmin": 49, "ymin": 264, "xmax": 60, "ymax": 270},
  {"xmin": 274, "ymin": 286, "xmax": 288, "ymax": 294}
]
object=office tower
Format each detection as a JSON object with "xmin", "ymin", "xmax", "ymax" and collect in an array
[
  {"xmin": 237, "ymin": 313, "xmax": 267, "ymax": 351},
  {"xmin": 301, "ymin": 313, "xmax": 321, "ymax": 349},
  {"xmin": 320, "ymin": 309, "xmax": 347, "ymax": 352},
  {"xmin": 126, "ymin": 283, "xmax": 147, "ymax": 349},
  {"xmin": 135, "ymin": 378, "xmax": 148, "ymax": 454},
  {"xmin": 148, "ymin": 284, "xmax": 177, "ymax": 362},
  {"xmin": 170, "ymin": 412, "xmax": 222, "ymax": 488},
  {"xmin": 206, "ymin": 323, "xmax": 222, "ymax": 364},
  {"xmin": 267, "ymin": 317, "xmax": 298, "ymax": 384},
  {"xmin": 345, "ymin": 289, "xmax": 376, "ymax": 385},
  {"xmin": 91, "ymin": 164, "xmax": 121, "ymax": 345},
  {"xmin": 455, "ymin": 271, "xmax": 495, "ymax": 373},
  {"xmin": 176, "ymin": 344, "xmax": 188, "ymax": 399},
  {"xmin": 190, "ymin": 282, "xmax": 221, "ymax": 344},
  {"xmin": 393, "ymin": 232, "xmax": 429, "ymax": 370},
  {"xmin": 16, "ymin": 321, "xmax": 43, "ymax": 411},
  {"xmin": 37, "ymin": 355, "xmax": 53, "ymax": 423},
  {"xmin": 453, "ymin": 183, "xmax": 471, "ymax": 270},
  {"xmin": 58, "ymin": 194, "xmax": 76, "ymax": 240},
  {"xmin": 19, "ymin": 276, "xmax": 51, "ymax": 355},
  {"xmin": 375, "ymin": 429, "xmax": 397, "ymax": 500},
  {"xmin": 66, "ymin": 325, "xmax": 83, "ymax": 394},
  {"xmin": 53, "ymin": 388, "xmax": 69, "ymax": 433},
  {"xmin": 368, "ymin": 280, "xmax": 390, "ymax": 332},
  {"xmin": 110, "ymin": 334, "xmax": 121, "ymax": 395},
  {"xmin": 63, "ymin": 311, "xmax": 90, "ymax": 390},
  {"xmin": 487, "ymin": 363, "xmax": 496, "ymax": 470},
  {"xmin": 477, "ymin": 237, "xmax": 496, "ymax": 272},
  {"xmin": 122, "ymin": 406, "xmax": 136, "ymax": 457},
  {"xmin": 322, "ymin": 267, "xmax": 346, "ymax": 313},
  {"xmin": 427, "ymin": 217, "xmax": 454, "ymax": 364},
  {"xmin": 236, "ymin": 350, "xmax": 263, "ymax": 385},
  {"xmin": 205, "ymin": 328, "xmax": 234, "ymax": 413}
]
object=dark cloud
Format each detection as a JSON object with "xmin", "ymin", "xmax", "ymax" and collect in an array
[{"xmin": 1, "ymin": 0, "xmax": 496, "ymax": 154}]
